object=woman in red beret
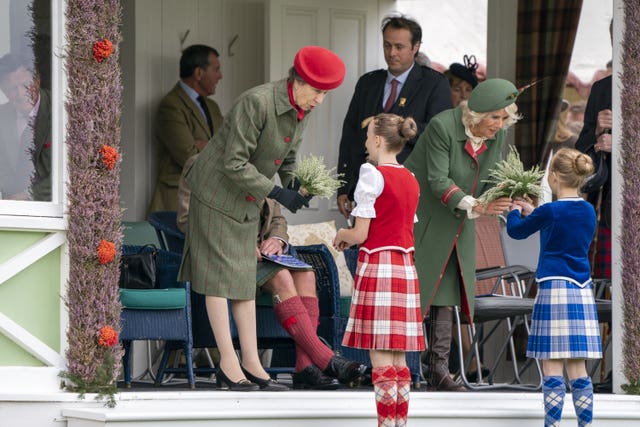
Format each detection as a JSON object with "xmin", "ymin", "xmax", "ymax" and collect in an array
[{"xmin": 178, "ymin": 46, "xmax": 362, "ymax": 391}]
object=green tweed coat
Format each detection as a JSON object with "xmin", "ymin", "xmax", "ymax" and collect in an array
[
  {"xmin": 148, "ymin": 82, "xmax": 223, "ymax": 213},
  {"xmin": 178, "ymin": 78, "xmax": 308, "ymax": 299},
  {"xmin": 404, "ymin": 106, "xmax": 507, "ymax": 321}
]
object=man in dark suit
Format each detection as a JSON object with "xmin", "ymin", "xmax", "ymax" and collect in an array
[
  {"xmin": 0, "ymin": 53, "xmax": 51, "ymax": 201},
  {"xmin": 575, "ymin": 74, "xmax": 612, "ymax": 279},
  {"xmin": 336, "ymin": 15, "xmax": 452, "ymax": 217},
  {"xmin": 148, "ymin": 44, "xmax": 223, "ymax": 213}
]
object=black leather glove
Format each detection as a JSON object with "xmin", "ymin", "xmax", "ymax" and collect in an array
[
  {"xmin": 287, "ymin": 178, "xmax": 314, "ymax": 204},
  {"xmin": 268, "ymin": 186, "xmax": 309, "ymax": 213},
  {"xmin": 287, "ymin": 178, "xmax": 301, "ymax": 191}
]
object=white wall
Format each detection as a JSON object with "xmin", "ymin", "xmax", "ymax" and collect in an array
[
  {"xmin": 570, "ymin": 0, "xmax": 614, "ymax": 82},
  {"xmin": 398, "ymin": 0, "xmax": 612, "ymax": 83},
  {"xmin": 396, "ymin": 0, "xmax": 488, "ymax": 70}
]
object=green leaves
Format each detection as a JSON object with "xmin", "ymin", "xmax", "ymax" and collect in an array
[
  {"xmin": 292, "ymin": 154, "xmax": 345, "ymax": 199},
  {"xmin": 477, "ymin": 145, "xmax": 544, "ymax": 204}
]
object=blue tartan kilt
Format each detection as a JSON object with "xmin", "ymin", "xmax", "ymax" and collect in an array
[{"xmin": 527, "ymin": 279, "xmax": 602, "ymax": 360}]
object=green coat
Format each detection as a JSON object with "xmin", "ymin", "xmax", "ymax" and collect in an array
[
  {"xmin": 179, "ymin": 78, "xmax": 308, "ymax": 299},
  {"xmin": 403, "ymin": 106, "xmax": 507, "ymax": 320},
  {"xmin": 148, "ymin": 82, "xmax": 223, "ymax": 213}
]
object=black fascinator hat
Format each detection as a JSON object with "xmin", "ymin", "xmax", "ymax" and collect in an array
[{"xmin": 448, "ymin": 54, "xmax": 479, "ymax": 88}]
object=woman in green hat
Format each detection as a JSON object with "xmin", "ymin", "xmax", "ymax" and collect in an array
[{"xmin": 404, "ymin": 78, "xmax": 522, "ymax": 391}]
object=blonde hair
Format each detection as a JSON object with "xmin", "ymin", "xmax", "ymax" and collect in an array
[
  {"xmin": 460, "ymin": 101, "xmax": 521, "ymax": 130},
  {"xmin": 361, "ymin": 113, "xmax": 417, "ymax": 153},
  {"xmin": 550, "ymin": 148, "xmax": 594, "ymax": 188}
]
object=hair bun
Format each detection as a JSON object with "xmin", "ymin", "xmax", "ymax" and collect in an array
[
  {"xmin": 399, "ymin": 117, "xmax": 417, "ymax": 140},
  {"xmin": 574, "ymin": 153, "xmax": 594, "ymax": 176}
]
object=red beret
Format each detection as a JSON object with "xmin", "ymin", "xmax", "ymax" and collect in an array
[{"xmin": 293, "ymin": 46, "xmax": 345, "ymax": 91}]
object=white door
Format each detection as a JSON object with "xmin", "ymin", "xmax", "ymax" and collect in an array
[{"xmin": 266, "ymin": 0, "xmax": 394, "ymax": 226}]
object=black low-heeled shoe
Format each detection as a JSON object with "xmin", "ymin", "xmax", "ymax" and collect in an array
[
  {"xmin": 216, "ymin": 369, "xmax": 260, "ymax": 391},
  {"xmin": 241, "ymin": 367, "xmax": 289, "ymax": 391}
]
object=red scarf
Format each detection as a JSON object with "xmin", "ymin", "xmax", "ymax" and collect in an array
[{"xmin": 287, "ymin": 81, "xmax": 305, "ymax": 121}]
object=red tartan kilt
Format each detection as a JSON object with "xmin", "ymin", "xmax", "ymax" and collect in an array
[{"xmin": 342, "ymin": 250, "xmax": 425, "ymax": 351}]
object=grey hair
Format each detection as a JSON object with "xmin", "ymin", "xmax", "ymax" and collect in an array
[{"xmin": 460, "ymin": 101, "xmax": 521, "ymax": 130}]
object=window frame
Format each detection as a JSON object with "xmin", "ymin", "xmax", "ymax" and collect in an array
[{"xmin": 0, "ymin": 0, "xmax": 66, "ymax": 231}]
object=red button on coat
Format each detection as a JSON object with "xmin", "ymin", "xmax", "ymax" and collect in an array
[
  {"xmin": 275, "ymin": 159, "xmax": 282, "ymax": 165},
  {"xmin": 245, "ymin": 195, "xmax": 256, "ymax": 202},
  {"xmin": 284, "ymin": 137, "xmax": 291, "ymax": 143}
]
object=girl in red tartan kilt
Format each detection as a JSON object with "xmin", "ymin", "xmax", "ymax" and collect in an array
[{"xmin": 334, "ymin": 113, "xmax": 424, "ymax": 427}]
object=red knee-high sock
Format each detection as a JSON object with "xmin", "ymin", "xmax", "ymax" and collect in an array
[
  {"xmin": 296, "ymin": 296, "xmax": 322, "ymax": 370},
  {"xmin": 373, "ymin": 366, "xmax": 397, "ymax": 427},
  {"xmin": 395, "ymin": 366, "xmax": 411, "ymax": 427},
  {"xmin": 273, "ymin": 295, "xmax": 333, "ymax": 371}
]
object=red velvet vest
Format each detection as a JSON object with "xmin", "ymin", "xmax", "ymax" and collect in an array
[{"xmin": 360, "ymin": 164, "xmax": 420, "ymax": 254}]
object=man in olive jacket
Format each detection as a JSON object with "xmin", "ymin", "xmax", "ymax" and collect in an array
[{"xmin": 148, "ymin": 44, "xmax": 223, "ymax": 213}]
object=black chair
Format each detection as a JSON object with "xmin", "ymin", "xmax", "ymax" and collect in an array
[
  {"xmin": 147, "ymin": 211, "xmax": 185, "ymax": 254},
  {"xmin": 451, "ymin": 216, "xmax": 543, "ymax": 391},
  {"xmin": 119, "ymin": 245, "xmax": 195, "ymax": 388},
  {"xmin": 453, "ymin": 266, "xmax": 542, "ymax": 391}
]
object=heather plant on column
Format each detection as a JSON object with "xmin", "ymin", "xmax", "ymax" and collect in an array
[
  {"xmin": 621, "ymin": 0, "xmax": 640, "ymax": 394},
  {"xmin": 60, "ymin": 0, "xmax": 124, "ymax": 407}
]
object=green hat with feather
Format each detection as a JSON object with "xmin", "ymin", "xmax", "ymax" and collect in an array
[{"xmin": 467, "ymin": 78, "xmax": 519, "ymax": 113}]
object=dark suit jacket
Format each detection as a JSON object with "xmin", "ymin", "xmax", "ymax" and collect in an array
[
  {"xmin": 575, "ymin": 75, "xmax": 612, "ymax": 213},
  {"xmin": 31, "ymin": 89, "xmax": 52, "ymax": 201},
  {"xmin": 148, "ymin": 82, "xmax": 223, "ymax": 213},
  {"xmin": 337, "ymin": 63, "xmax": 451, "ymax": 198}
]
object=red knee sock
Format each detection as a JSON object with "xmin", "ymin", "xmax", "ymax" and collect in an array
[
  {"xmin": 395, "ymin": 366, "xmax": 411, "ymax": 427},
  {"xmin": 297, "ymin": 296, "xmax": 321, "ymax": 370},
  {"xmin": 273, "ymin": 295, "xmax": 333, "ymax": 371},
  {"xmin": 373, "ymin": 366, "xmax": 397, "ymax": 427}
]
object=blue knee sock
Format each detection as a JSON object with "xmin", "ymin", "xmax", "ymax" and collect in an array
[
  {"xmin": 570, "ymin": 376, "xmax": 594, "ymax": 426},
  {"xmin": 543, "ymin": 376, "xmax": 566, "ymax": 427}
]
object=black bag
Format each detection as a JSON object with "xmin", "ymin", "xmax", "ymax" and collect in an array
[
  {"xmin": 581, "ymin": 152, "xmax": 608, "ymax": 195},
  {"xmin": 119, "ymin": 244, "xmax": 157, "ymax": 289}
]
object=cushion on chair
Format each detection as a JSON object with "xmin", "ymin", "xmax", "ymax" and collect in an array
[
  {"xmin": 340, "ymin": 296, "xmax": 351, "ymax": 318},
  {"xmin": 120, "ymin": 288, "xmax": 187, "ymax": 310},
  {"xmin": 287, "ymin": 220, "xmax": 354, "ymax": 297}
]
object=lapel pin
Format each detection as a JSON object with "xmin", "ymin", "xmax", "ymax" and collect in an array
[{"xmin": 399, "ymin": 97, "xmax": 407, "ymax": 107}]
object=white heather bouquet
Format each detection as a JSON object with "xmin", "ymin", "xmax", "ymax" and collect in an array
[
  {"xmin": 292, "ymin": 154, "xmax": 345, "ymax": 199},
  {"xmin": 477, "ymin": 145, "xmax": 544, "ymax": 204}
]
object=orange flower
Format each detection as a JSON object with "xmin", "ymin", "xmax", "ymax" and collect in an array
[
  {"xmin": 98, "ymin": 326, "xmax": 118, "ymax": 348},
  {"xmin": 93, "ymin": 39, "xmax": 113, "ymax": 63},
  {"xmin": 97, "ymin": 240, "xmax": 116, "ymax": 265},
  {"xmin": 100, "ymin": 145, "xmax": 119, "ymax": 170}
]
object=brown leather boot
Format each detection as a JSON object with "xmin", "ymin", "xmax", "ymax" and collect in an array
[{"xmin": 424, "ymin": 306, "xmax": 467, "ymax": 392}]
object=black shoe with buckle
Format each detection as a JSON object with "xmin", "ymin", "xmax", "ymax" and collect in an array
[
  {"xmin": 323, "ymin": 355, "xmax": 367, "ymax": 388},
  {"xmin": 292, "ymin": 365, "xmax": 340, "ymax": 390}
]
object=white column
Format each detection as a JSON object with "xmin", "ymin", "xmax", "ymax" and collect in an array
[{"xmin": 611, "ymin": 0, "xmax": 624, "ymax": 394}]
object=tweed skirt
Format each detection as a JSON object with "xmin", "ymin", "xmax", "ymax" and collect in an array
[
  {"xmin": 527, "ymin": 279, "xmax": 602, "ymax": 360},
  {"xmin": 342, "ymin": 250, "xmax": 425, "ymax": 351},
  {"xmin": 178, "ymin": 196, "xmax": 259, "ymax": 300}
]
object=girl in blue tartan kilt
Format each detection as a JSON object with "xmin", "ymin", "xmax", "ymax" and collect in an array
[
  {"xmin": 507, "ymin": 148, "xmax": 602, "ymax": 427},
  {"xmin": 334, "ymin": 114, "xmax": 424, "ymax": 427}
]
